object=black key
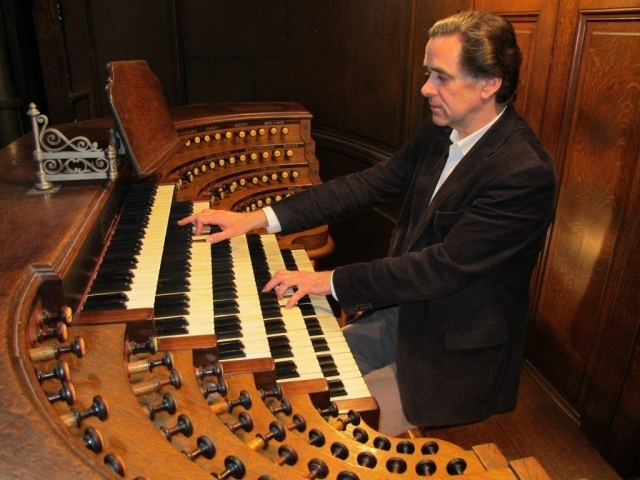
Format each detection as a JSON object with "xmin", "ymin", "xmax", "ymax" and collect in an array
[
  {"xmin": 275, "ymin": 360, "xmax": 300, "ymax": 379},
  {"xmin": 327, "ymin": 379, "xmax": 347, "ymax": 398},
  {"xmin": 311, "ymin": 338, "xmax": 330, "ymax": 352},
  {"xmin": 218, "ymin": 340, "xmax": 246, "ymax": 360}
]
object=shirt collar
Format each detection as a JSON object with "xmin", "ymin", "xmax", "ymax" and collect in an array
[{"xmin": 450, "ymin": 107, "xmax": 506, "ymax": 156}]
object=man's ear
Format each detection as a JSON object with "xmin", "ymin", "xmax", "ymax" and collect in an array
[{"xmin": 481, "ymin": 77, "xmax": 502, "ymax": 99}]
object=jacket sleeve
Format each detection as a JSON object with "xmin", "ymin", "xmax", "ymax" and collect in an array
[{"xmin": 270, "ymin": 120, "xmax": 439, "ymax": 234}]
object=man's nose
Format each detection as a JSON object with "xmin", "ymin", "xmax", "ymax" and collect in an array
[{"xmin": 421, "ymin": 78, "xmax": 434, "ymax": 97}]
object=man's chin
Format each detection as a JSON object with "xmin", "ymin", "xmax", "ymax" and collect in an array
[{"xmin": 430, "ymin": 114, "xmax": 449, "ymax": 127}]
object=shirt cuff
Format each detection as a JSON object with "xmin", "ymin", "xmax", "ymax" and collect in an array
[
  {"xmin": 262, "ymin": 206, "xmax": 282, "ymax": 234},
  {"xmin": 330, "ymin": 270, "xmax": 338, "ymax": 301}
]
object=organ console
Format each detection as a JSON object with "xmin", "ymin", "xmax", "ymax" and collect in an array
[{"xmin": 0, "ymin": 60, "xmax": 552, "ymax": 478}]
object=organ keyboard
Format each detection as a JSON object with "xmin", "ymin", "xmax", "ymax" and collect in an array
[{"xmin": 83, "ymin": 182, "xmax": 370, "ymax": 403}]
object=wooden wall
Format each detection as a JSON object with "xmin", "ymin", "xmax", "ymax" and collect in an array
[
  {"xmin": 531, "ymin": 2, "xmax": 640, "ymax": 476},
  {"xmin": 14, "ymin": 0, "xmax": 640, "ymax": 477}
]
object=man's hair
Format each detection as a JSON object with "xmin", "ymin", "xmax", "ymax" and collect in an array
[{"xmin": 429, "ymin": 11, "xmax": 522, "ymax": 104}]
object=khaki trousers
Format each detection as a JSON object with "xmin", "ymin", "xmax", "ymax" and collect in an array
[{"xmin": 342, "ymin": 307, "xmax": 416, "ymax": 435}]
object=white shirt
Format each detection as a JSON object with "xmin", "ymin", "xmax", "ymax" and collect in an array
[
  {"xmin": 261, "ymin": 108, "xmax": 506, "ymax": 300},
  {"xmin": 431, "ymin": 108, "xmax": 505, "ymax": 201}
]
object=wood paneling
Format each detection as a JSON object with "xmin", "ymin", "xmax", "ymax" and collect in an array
[
  {"xmin": 342, "ymin": 0, "xmax": 408, "ymax": 146},
  {"xmin": 473, "ymin": 0, "xmax": 560, "ymax": 136},
  {"xmin": 529, "ymin": 2, "xmax": 640, "ymax": 475},
  {"xmin": 532, "ymin": 9, "xmax": 640, "ymax": 407},
  {"xmin": 90, "ymin": 0, "xmax": 182, "ymax": 107},
  {"xmin": 277, "ymin": 2, "xmax": 346, "ymax": 126}
]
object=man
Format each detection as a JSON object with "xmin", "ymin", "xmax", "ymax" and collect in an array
[{"xmin": 179, "ymin": 11, "xmax": 557, "ymax": 435}]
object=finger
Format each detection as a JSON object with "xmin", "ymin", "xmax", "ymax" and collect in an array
[
  {"xmin": 206, "ymin": 229, "xmax": 234, "ymax": 245},
  {"xmin": 274, "ymin": 282, "xmax": 289, "ymax": 301},
  {"xmin": 262, "ymin": 275, "xmax": 282, "ymax": 293},
  {"xmin": 177, "ymin": 214, "xmax": 196, "ymax": 226},
  {"xmin": 284, "ymin": 289, "xmax": 305, "ymax": 309},
  {"xmin": 193, "ymin": 219, "xmax": 207, "ymax": 235}
]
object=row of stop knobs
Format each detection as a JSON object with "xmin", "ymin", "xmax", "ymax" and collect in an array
[
  {"xmin": 183, "ymin": 126, "xmax": 291, "ymax": 147},
  {"xmin": 178, "ymin": 152, "xmax": 297, "ymax": 187},
  {"xmin": 210, "ymin": 171, "xmax": 300, "ymax": 200}
]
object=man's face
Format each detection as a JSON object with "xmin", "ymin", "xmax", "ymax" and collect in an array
[{"xmin": 421, "ymin": 34, "xmax": 497, "ymax": 138}]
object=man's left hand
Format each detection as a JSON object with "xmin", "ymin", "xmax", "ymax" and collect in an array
[{"xmin": 263, "ymin": 270, "xmax": 333, "ymax": 309}]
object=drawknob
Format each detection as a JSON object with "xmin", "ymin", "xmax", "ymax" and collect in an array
[
  {"xmin": 104, "ymin": 453, "xmax": 126, "ymax": 477},
  {"xmin": 357, "ymin": 451, "xmax": 377, "ymax": 469},
  {"xmin": 29, "ymin": 336, "xmax": 85, "ymax": 362},
  {"xmin": 143, "ymin": 392, "xmax": 177, "ymax": 420},
  {"xmin": 211, "ymin": 455, "xmax": 246, "ymax": 479},
  {"xmin": 307, "ymin": 428, "xmax": 325, "ymax": 447},
  {"xmin": 61, "ymin": 395, "xmax": 109, "ymax": 428},
  {"xmin": 35, "ymin": 360, "xmax": 70, "ymax": 383},
  {"xmin": 316, "ymin": 402, "xmax": 338, "ymax": 418},
  {"xmin": 211, "ymin": 389, "xmax": 251, "ymax": 415},
  {"xmin": 131, "ymin": 369, "xmax": 182, "ymax": 396},
  {"xmin": 124, "ymin": 336, "xmax": 157, "ymax": 357},
  {"xmin": 373, "ymin": 436, "xmax": 391, "ymax": 450},
  {"xmin": 421, "ymin": 440, "xmax": 439, "ymax": 455},
  {"xmin": 286, "ymin": 414, "xmax": 306, "ymax": 433},
  {"xmin": 82, "ymin": 426, "xmax": 103, "ymax": 454},
  {"xmin": 396, "ymin": 440, "xmax": 415, "ymax": 454},
  {"xmin": 34, "ymin": 305, "xmax": 72, "ymax": 327},
  {"xmin": 386, "ymin": 457, "xmax": 408, "ymax": 474},
  {"xmin": 306, "ymin": 458, "xmax": 329, "ymax": 480},
  {"xmin": 160, "ymin": 414, "xmax": 193, "ymax": 441},
  {"xmin": 246, "ymin": 421, "xmax": 286, "ymax": 451},
  {"xmin": 275, "ymin": 445, "xmax": 298, "ymax": 466},
  {"xmin": 330, "ymin": 410, "xmax": 360, "ymax": 431},
  {"xmin": 330, "ymin": 442, "xmax": 349, "ymax": 460},
  {"xmin": 126, "ymin": 351, "xmax": 173, "ymax": 375},
  {"xmin": 202, "ymin": 379, "xmax": 228, "ymax": 398},
  {"xmin": 259, "ymin": 383, "xmax": 283, "ymax": 401},
  {"xmin": 352, "ymin": 427, "xmax": 368, "ymax": 444},
  {"xmin": 29, "ymin": 322, "xmax": 68, "ymax": 345},
  {"xmin": 225, "ymin": 411, "xmax": 253, "ymax": 434},
  {"xmin": 446, "ymin": 458, "xmax": 467, "ymax": 475},
  {"xmin": 183, "ymin": 435, "xmax": 216, "ymax": 461},
  {"xmin": 336, "ymin": 472, "xmax": 359, "ymax": 480},
  {"xmin": 416, "ymin": 459, "xmax": 437, "ymax": 476},
  {"xmin": 47, "ymin": 381, "xmax": 76, "ymax": 406},
  {"xmin": 269, "ymin": 398, "xmax": 292, "ymax": 416}
]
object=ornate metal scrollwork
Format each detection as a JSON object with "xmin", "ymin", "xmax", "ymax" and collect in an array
[{"xmin": 27, "ymin": 103, "xmax": 123, "ymax": 191}]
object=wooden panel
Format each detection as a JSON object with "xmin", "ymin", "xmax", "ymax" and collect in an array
[
  {"xmin": 30, "ymin": 0, "xmax": 73, "ymax": 124},
  {"xmin": 181, "ymin": 0, "xmax": 264, "ymax": 58},
  {"xmin": 342, "ymin": 0, "xmax": 408, "ymax": 146},
  {"xmin": 184, "ymin": 56, "xmax": 257, "ymax": 103},
  {"xmin": 530, "ymin": 7, "xmax": 640, "ymax": 415},
  {"xmin": 89, "ymin": 0, "xmax": 182, "ymax": 106},
  {"xmin": 287, "ymin": 2, "xmax": 348, "ymax": 128},
  {"xmin": 603, "ymin": 339, "xmax": 640, "ymax": 475},
  {"xmin": 59, "ymin": 0, "xmax": 100, "ymax": 120},
  {"xmin": 180, "ymin": 0, "xmax": 291, "ymax": 103},
  {"xmin": 473, "ymin": 0, "xmax": 560, "ymax": 136}
]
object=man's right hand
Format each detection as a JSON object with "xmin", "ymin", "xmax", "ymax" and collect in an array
[{"xmin": 177, "ymin": 209, "xmax": 268, "ymax": 244}]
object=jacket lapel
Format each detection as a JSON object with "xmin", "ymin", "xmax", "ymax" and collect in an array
[
  {"xmin": 403, "ymin": 106, "xmax": 519, "ymax": 252},
  {"xmin": 399, "ymin": 135, "xmax": 450, "ymax": 253}
]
